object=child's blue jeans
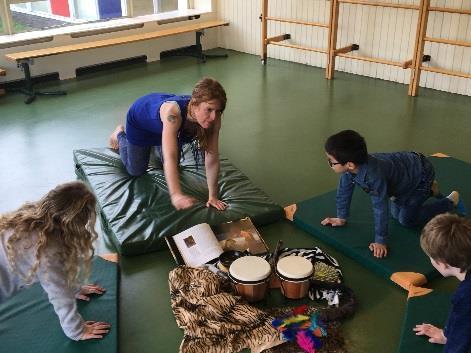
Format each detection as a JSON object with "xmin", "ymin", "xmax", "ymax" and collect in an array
[{"xmin": 390, "ymin": 156, "xmax": 453, "ymax": 227}]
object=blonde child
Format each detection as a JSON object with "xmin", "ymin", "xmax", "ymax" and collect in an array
[
  {"xmin": 0, "ymin": 181, "xmax": 111, "ymax": 340},
  {"xmin": 414, "ymin": 213, "xmax": 471, "ymax": 353}
]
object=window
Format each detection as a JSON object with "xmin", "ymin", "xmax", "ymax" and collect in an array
[{"xmin": 0, "ymin": 0, "xmax": 181, "ymax": 35}]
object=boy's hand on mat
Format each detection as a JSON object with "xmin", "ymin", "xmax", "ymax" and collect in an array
[
  {"xmin": 321, "ymin": 217, "xmax": 346, "ymax": 227},
  {"xmin": 76, "ymin": 284, "xmax": 106, "ymax": 301},
  {"xmin": 171, "ymin": 193, "xmax": 198, "ymax": 210},
  {"xmin": 80, "ymin": 321, "xmax": 111, "ymax": 340},
  {"xmin": 206, "ymin": 198, "xmax": 228, "ymax": 211},
  {"xmin": 413, "ymin": 324, "xmax": 447, "ymax": 344},
  {"xmin": 369, "ymin": 243, "xmax": 387, "ymax": 258}
]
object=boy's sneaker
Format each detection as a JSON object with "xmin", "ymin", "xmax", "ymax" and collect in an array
[{"xmin": 447, "ymin": 191, "xmax": 468, "ymax": 216}]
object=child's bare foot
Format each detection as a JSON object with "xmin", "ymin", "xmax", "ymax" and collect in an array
[{"xmin": 109, "ymin": 125, "xmax": 124, "ymax": 150}]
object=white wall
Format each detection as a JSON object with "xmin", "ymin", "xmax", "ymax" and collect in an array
[
  {"xmin": 217, "ymin": 0, "xmax": 471, "ymax": 96},
  {"xmin": 1, "ymin": 0, "xmax": 469, "ymax": 96}
]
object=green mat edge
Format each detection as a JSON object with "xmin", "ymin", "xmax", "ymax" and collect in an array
[
  {"xmin": 73, "ymin": 152, "xmax": 127, "ymax": 255},
  {"xmin": 0, "ymin": 256, "xmax": 119, "ymax": 353},
  {"xmin": 73, "ymin": 148, "xmax": 285, "ymax": 256},
  {"xmin": 397, "ymin": 292, "xmax": 451, "ymax": 353},
  {"xmin": 292, "ymin": 211, "xmax": 395, "ymax": 281}
]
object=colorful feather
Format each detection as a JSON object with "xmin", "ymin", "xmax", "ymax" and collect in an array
[
  {"xmin": 296, "ymin": 330, "xmax": 316, "ymax": 353},
  {"xmin": 293, "ymin": 305, "xmax": 308, "ymax": 315},
  {"xmin": 272, "ymin": 318, "xmax": 283, "ymax": 327},
  {"xmin": 278, "ymin": 315, "xmax": 310, "ymax": 327},
  {"xmin": 309, "ymin": 313, "xmax": 327, "ymax": 337},
  {"xmin": 271, "ymin": 307, "xmax": 327, "ymax": 352}
]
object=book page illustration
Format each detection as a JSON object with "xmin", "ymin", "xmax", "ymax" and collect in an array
[
  {"xmin": 213, "ymin": 217, "xmax": 268, "ymax": 255},
  {"xmin": 173, "ymin": 223, "xmax": 223, "ymax": 267}
]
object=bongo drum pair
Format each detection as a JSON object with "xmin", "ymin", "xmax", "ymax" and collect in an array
[{"xmin": 228, "ymin": 255, "xmax": 313, "ymax": 302}]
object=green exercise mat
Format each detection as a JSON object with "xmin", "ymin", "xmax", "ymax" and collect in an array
[
  {"xmin": 290, "ymin": 156, "xmax": 471, "ymax": 284},
  {"xmin": 0, "ymin": 256, "xmax": 118, "ymax": 353},
  {"xmin": 74, "ymin": 147, "xmax": 283, "ymax": 256},
  {"xmin": 398, "ymin": 292, "xmax": 451, "ymax": 353}
]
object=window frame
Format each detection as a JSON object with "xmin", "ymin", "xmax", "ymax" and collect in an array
[{"xmin": 0, "ymin": 0, "xmax": 192, "ymax": 36}]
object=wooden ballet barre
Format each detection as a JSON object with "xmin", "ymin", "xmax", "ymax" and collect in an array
[
  {"xmin": 402, "ymin": 59, "xmax": 413, "ymax": 69},
  {"xmin": 337, "ymin": 53, "xmax": 404, "ymax": 67},
  {"xmin": 266, "ymin": 34, "xmax": 291, "ymax": 44},
  {"xmin": 429, "ymin": 6, "xmax": 471, "ymax": 15},
  {"xmin": 265, "ymin": 16, "xmax": 329, "ymax": 28},
  {"xmin": 425, "ymin": 37, "xmax": 471, "ymax": 48},
  {"xmin": 420, "ymin": 66, "xmax": 471, "ymax": 79},
  {"xmin": 339, "ymin": 0, "xmax": 419, "ymax": 10},
  {"xmin": 269, "ymin": 42, "xmax": 328, "ymax": 54},
  {"xmin": 402, "ymin": 55, "xmax": 430, "ymax": 69},
  {"xmin": 334, "ymin": 44, "xmax": 359, "ymax": 55}
]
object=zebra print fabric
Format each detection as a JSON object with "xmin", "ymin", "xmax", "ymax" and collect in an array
[{"xmin": 169, "ymin": 266, "xmax": 281, "ymax": 353}]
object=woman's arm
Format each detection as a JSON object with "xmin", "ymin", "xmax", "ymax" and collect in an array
[
  {"xmin": 204, "ymin": 118, "xmax": 227, "ymax": 210},
  {"xmin": 160, "ymin": 102, "xmax": 198, "ymax": 210}
]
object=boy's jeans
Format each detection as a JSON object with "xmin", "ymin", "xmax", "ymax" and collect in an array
[{"xmin": 390, "ymin": 155, "xmax": 453, "ymax": 227}]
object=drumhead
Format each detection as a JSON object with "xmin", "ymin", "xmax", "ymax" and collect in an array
[
  {"xmin": 229, "ymin": 256, "xmax": 271, "ymax": 283},
  {"xmin": 276, "ymin": 256, "xmax": 313, "ymax": 280}
]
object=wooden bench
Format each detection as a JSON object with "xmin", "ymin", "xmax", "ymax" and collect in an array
[{"xmin": 5, "ymin": 20, "xmax": 229, "ymax": 104}]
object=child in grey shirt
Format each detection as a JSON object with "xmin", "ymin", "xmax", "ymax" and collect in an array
[{"xmin": 0, "ymin": 181, "xmax": 110, "ymax": 340}]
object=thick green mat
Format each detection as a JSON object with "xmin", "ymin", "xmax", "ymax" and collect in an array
[
  {"xmin": 292, "ymin": 156, "xmax": 471, "ymax": 283},
  {"xmin": 74, "ymin": 147, "xmax": 284, "ymax": 256},
  {"xmin": 0, "ymin": 256, "xmax": 118, "ymax": 353},
  {"xmin": 398, "ymin": 292, "xmax": 451, "ymax": 353}
]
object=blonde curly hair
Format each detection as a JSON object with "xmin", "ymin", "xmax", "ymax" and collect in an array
[{"xmin": 0, "ymin": 181, "xmax": 98, "ymax": 288}]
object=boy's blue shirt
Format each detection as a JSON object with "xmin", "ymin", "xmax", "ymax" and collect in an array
[
  {"xmin": 444, "ymin": 271, "xmax": 471, "ymax": 353},
  {"xmin": 336, "ymin": 152, "xmax": 423, "ymax": 244}
]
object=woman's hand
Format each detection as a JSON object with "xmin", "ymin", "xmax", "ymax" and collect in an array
[
  {"xmin": 369, "ymin": 243, "xmax": 388, "ymax": 258},
  {"xmin": 171, "ymin": 193, "xmax": 198, "ymax": 210},
  {"xmin": 321, "ymin": 217, "xmax": 346, "ymax": 227},
  {"xmin": 76, "ymin": 284, "xmax": 106, "ymax": 301},
  {"xmin": 80, "ymin": 321, "xmax": 111, "ymax": 340},
  {"xmin": 206, "ymin": 198, "xmax": 228, "ymax": 211},
  {"xmin": 413, "ymin": 324, "xmax": 447, "ymax": 344}
]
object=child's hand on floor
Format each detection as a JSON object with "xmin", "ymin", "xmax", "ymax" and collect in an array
[
  {"xmin": 321, "ymin": 217, "xmax": 346, "ymax": 227},
  {"xmin": 76, "ymin": 284, "xmax": 106, "ymax": 301},
  {"xmin": 369, "ymin": 243, "xmax": 387, "ymax": 258},
  {"xmin": 80, "ymin": 321, "xmax": 111, "ymax": 340},
  {"xmin": 413, "ymin": 323, "xmax": 447, "ymax": 344}
]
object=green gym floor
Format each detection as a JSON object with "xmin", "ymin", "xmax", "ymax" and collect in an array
[{"xmin": 1, "ymin": 50, "xmax": 470, "ymax": 353}]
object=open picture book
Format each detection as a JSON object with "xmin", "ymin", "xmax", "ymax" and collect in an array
[{"xmin": 166, "ymin": 217, "xmax": 269, "ymax": 267}]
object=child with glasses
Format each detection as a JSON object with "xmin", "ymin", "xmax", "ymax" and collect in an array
[{"xmin": 321, "ymin": 130, "xmax": 466, "ymax": 258}]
